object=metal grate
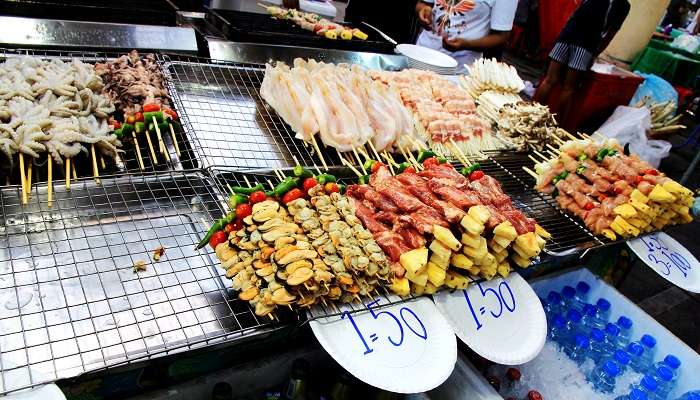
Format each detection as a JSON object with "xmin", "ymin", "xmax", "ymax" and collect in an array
[
  {"xmin": 0, "ymin": 170, "xmax": 290, "ymax": 394},
  {"xmin": 160, "ymin": 56, "xmax": 339, "ymax": 171},
  {"xmin": 0, "ymin": 48, "xmax": 201, "ymax": 186}
]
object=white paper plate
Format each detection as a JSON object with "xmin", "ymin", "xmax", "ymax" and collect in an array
[
  {"xmin": 627, "ymin": 232, "xmax": 700, "ymax": 293},
  {"xmin": 397, "ymin": 44, "xmax": 458, "ymax": 68},
  {"xmin": 433, "ymin": 273, "xmax": 547, "ymax": 365},
  {"xmin": 309, "ymin": 296, "xmax": 457, "ymax": 393}
]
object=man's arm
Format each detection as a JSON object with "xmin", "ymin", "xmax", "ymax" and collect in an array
[{"xmin": 442, "ymin": 30, "xmax": 510, "ymax": 52}]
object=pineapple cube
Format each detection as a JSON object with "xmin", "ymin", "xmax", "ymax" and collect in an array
[
  {"xmin": 400, "ymin": 247, "xmax": 428, "ymax": 276},
  {"xmin": 613, "ymin": 203, "xmax": 637, "ymax": 219},
  {"xmin": 534, "ymin": 224, "xmax": 551, "ymax": 240},
  {"xmin": 450, "ymin": 253, "xmax": 474, "ymax": 270},
  {"xmin": 430, "ymin": 252, "xmax": 450, "ymax": 269},
  {"xmin": 511, "ymin": 253, "xmax": 531, "ymax": 268},
  {"xmin": 411, "ymin": 283, "xmax": 425, "ymax": 296},
  {"xmin": 460, "ymin": 232, "xmax": 481, "ymax": 248},
  {"xmin": 445, "ymin": 271, "xmax": 471, "ymax": 289},
  {"xmin": 514, "ymin": 232, "xmax": 539, "ymax": 257},
  {"xmin": 612, "ymin": 216, "xmax": 640, "ymax": 237},
  {"xmin": 423, "ymin": 282, "xmax": 438, "ymax": 295},
  {"xmin": 463, "ymin": 237, "xmax": 487, "ymax": 259},
  {"xmin": 630, "ymin": 189, "xmax": 649, "ymax": 204},
  {"xmin": 662, "ymin": 180, "xmax": 693, "ymax": 198},
  {"xmin": 601, "ymin": 229, "xmax": 617, "ymax": 241},
  {"xmin": 489, "ymin": 240, "xmax": 506, "ymax": 254},
  {"xmin": 493, "ymin": 221, "xmax": 518, "ymax": 241},
  {"xmin": 492, "ymin": 234, "xmax": 512, "ymax": 249},
  {"xmin": 432, "ymin": 225, "xmax": 461, "ymax": 251},
  {"xmin": 495, "ymin": 250, "xmax": 508, "ymax": 263},
  {"xmin": 468, "ymin": 205, "xmax": 491, "ymax": 225},
  {"xmin": 406, "ymin": 268, "xmax": 428, "ymax": 287},
  {"xmin": 649, "ymin": 185, "xmax": 676, "ymax": 203},
  {"xmin": 460, "ymin": 215, "xmax": 484, "ymax": 235},
  {"xmin": 389, "ymin": 277, "xmax": 410, "ymax": 296},
  {"xmin": 630, "ymin": 200, "xmax": 652, "ymax": 215},
  {"xmin": 427, "ymin": 262, "xmax": 447, "ymax": 286},
  {"xmin": 497, "ymin": 261, "xmax": 511, "ymax": 278},
  {"xmin": 429, "ymin": 240, "xmax": 452, "ymax": 261}
]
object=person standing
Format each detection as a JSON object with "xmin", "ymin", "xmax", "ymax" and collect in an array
[
  {"xmin": 534, "ymin": 0, "xmax": 630, "ymax": 124},
  {"xmin": 415, "ymin": 0, "xmax": 518, "ymax": 70}
]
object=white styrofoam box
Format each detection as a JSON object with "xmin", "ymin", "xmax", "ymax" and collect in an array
[{"xmin": 530, "ymin": 267, "xmax": 700, "ymax": 399}]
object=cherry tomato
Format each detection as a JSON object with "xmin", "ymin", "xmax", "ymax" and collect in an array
[
  {"xmin": 163, "ymin": 108, "xmax": 178, "ymax": 120},
  {"xmin": 370, "ymin": 161, "xmax": 385, "ymax": 174},
  {"xmin": 584, "ymin": 202, "xmax": 595, "ymax": 211},
  {"xmin": 235, "ymin": 203, "xmax": 252, "ymax": 219},
  {"xmin": 223, "ymin": 223, "xmax": 235, "ymax": 234},
  {"xmin": 598, "ymin": 194, "xmax": 607, "ymax": 201},
  {"xmin": 303, "ymin": 177, "xmax": 319, "ymax": 193},
  {"xmin": 469, "ymin": 170, "xmax": 485, "ymax": 181},
  {"xmin": 643, "ymin": 168, "xmax": 659, "ymax": 176},
  {"xmin": 143, "ymin": 103, "xmax": 160, "ymax": 112},
  {"xmin": 422, "ymin": 157, "xmax": 439, "ymax": 168},
  {"xmin": 232, "ymin": 218, "xmax": 243, "ymax": 231},
  {"xmin": 209, "ymin": 231, "xmax": 227, "ymax": 249},
  {"xmin": 249, "ymin": 191, "xmax": 267, "ymax": 204},
  {"xmin": 634, "ymin": 175, "xmax": 644, "ymax": 185},
  {"xmin": 282, "ymin": 188, "xmax": 304, "ymax": 204},
  {"xmin": 126, "ymin": 115, "xmax": 136, "ymax": 125},
  {"xmin": 403, "ymin": 166, "xmax": 416, "ymax": 174},
  {"xmin": 135, "ymin": 112, "xmax": 144, "ymax": 122},
  {"xmin": 111, "ymin": 120, "xmax": 122, "ymax": 129},
  {"xmin": 324, "ymin": 182, "xmax": 340, "ymax": 194}
]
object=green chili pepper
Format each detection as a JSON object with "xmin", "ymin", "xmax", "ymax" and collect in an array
[
  {"xmin": 113, "ymin": 128, "xmax": 123, "ymax": 139},
  {"xmin": 358, "ymin": 175, "xmax": 370, "ymax": 184},
  {"xmin": 157, "ymin": 122, "xmax": 169, "ymax": 133},
  {"xmin": 134, "ymin": 121, "xmax": 145, "ymax": 133},
  {"xmin": 417, "ymin": 150, "xmax": 436, "ymax": 163},
  {"xmin": 437, "ymin": 157, "xmax": 448, "ymax": 164},
  {"xmin": 607, "ymin": 149, "xmax": 618, "ymax": 157},
  {"xmin": 228, "ymin": 193, "xmax": 248, "ymax": 209},
  {"xmin": 337, "ymin": 183, "xmax": 346, "ymax": 194},
  {"xmin": 363, "ymin": 159, "xmax": 376, "ymax": 172},
  {"xmin": 121, "ymin": 124, "xmax": 134, "ymax": 136},
  {"xmin": 595, "ymin": 148, "xmax": 609, "ymax": 162},
  {"xmin": 459, "ymin": 162, "xmax": 482, "ymax": 176},
  {"xmin": 196, "ymin": 220, "xmax": 225, "ymax": 249},
  {"xmin": 317, "ymin": 174, "xmax": 337, "ymax": 185},
  {"xmin": 230, "ymin": 183, "xmax": 265, "ymax": 195},
  {"xmin": 293, "ymin": 165, "xmax": 314, "ymax": 179},
  {"xmin": 143, "ymin": 111, "xmax": 165, "ymax": 124},
  {"xmin": 271, "ymin": 177, "xmax": 300, "ymax": 197},
  {"xmin": 577, "ymin": 154, "xmax": 587, "ymax": 161},
  {"xmin": 575, "ymin": 165, "xmax": 586, "ymax": 175},
  {"xmin": 553, "ymin": 171, "xmax": 569, "ymax": 184},
  {"xmin": 397, "ymin": 162, "xmax": 412, "ymax": 172}
]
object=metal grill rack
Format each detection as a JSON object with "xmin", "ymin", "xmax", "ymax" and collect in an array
[
  {"xmin": 0, "ymin": 48, "xmax": 201, "ymax": 186},
  {"xmin": 0, "ymin": 170, "xmax": 289, "ymax": 394},
  {"xmin": 160, "ymin": 56, "xmax": 339, "ymax": 171}
]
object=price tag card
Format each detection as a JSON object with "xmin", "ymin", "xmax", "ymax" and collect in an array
[
  {"xmin": 628, "ymin": 232, "xmax": 700, "ymax": 293},
  {"xmin": 433, "ymin": 273, "xmax": 546, "ymax": 365},
  {"xmin": 308, "ymin": 296, "xmax": 457, "ymax": 394}
]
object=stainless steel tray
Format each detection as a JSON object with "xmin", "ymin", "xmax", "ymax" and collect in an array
[{"xmin": 0, "ymin": 171, "xmax": 287, "ymax": 393}]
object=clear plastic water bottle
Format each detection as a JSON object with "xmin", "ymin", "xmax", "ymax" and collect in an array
[
  {"xmin": 574, "ymin": 281, "xmax": 591, "ymax": 304},
  {"xmin": 616, "ymin": 316, "xmax": 634, "ymax": 346},
  {"xmin": 628, "ymin": 342, "xmax": 652, "ymax": 374},
  {"xmin": 543, "ymin": 291, "xmax": 564, "ymax": 320},
  {"xmin": 548, "ymin": 313, "xmax": 567, "ymax": 345},
  {"xmin": 596, "ymin": 298, "xmax": 611, "ymax": 322},
  {"xmin": 604, "ymin": 349, "xmax": 631, "ymax": 374},
  {"xmin": 588, "ymin": 360, "xmax": 620, "ymax": 393},
  {"xmin": 675, "ymin": 391, "xmax": 700, "ymax": 400},
  {"xmin": 589, "ymin": 328, "xmax": 608, "ymax": 363},
  {"xmin": 615, "ymin": 388, "xmax": 649, "ymax": 400},
  {"xmin": 656, "ymin": 354, "xmax": 681, "ymax": 383},
  {"xmin": 564, "ymin": 333, "xmax": 590, "ymax": 365},
  {"xmin": 640, "ymin": 335, "xmax": 657, "ymax": 365},
  {"xmin": 564, "ymin": 309, "xmax": 583, "ymax": 343},
  {"xmin": 631, "ymin": 374, "xmax": 660, "ymax": 400},
  {"xmin": 562, "ymin": 285, "xmax": 577, "ymax": 309},
  {"xmin": 603, "ymin": 323, "xmax": 622, "ymax": 356},
  {"xmin": 581, "ymin": 304, "xmax": 606, "ymax": 336},
  {"xmin": 651, "ymin": 365, "xmax": 674, "ymax": 398}
]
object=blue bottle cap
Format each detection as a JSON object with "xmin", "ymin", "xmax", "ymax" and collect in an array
[
  {"xmin": 628, "ymin": 389, "xmax": 647, "ymax": 400},
  {"xmin": 640, "ymin": 374, "xmax": 658, "ymax": 391},
  {"xmin": 591, "ymin": 328, "xmax": 605, "ymax": 342},
  {"xmin": 603, "ymin": 360, "xmax": 620, "ymax": 376},
  {"xmin": 641, "ymin": 334, "xmax": 656, "ymax": 349},
  {"xmin": 686, "ymin": 393, "xmax": 700, "ymax": 400},
  {"xmin": 627, "ymin": 342, "xmax": 644, "ymax": 356},
  {"xmin": 562, "ymin": 286, "xmax": 576, "ymax": 299},
  {"xmin": 605, "ymin": 323, "xmax": 620, "ymax": 337},
  {"xmin": 576, "ymin": 281, "xmax": 591, "ymax": 294},
  {"xmin": 547, "ymin": 291, "xmax": 562, "ymax": 303},
  {"xmin": 656, "ymin": 365, "xmax": 673, "ymax": 382},
  {"xmin": 574, "ymin": 334, "xmax": 589, "ymax": 348},
  {"xmin": 614, "ymin": 349, "xmax": 630, "ymax": 365},
  {"xmin": 663, "ymin": 354, "xmax": 681, "ymax": 369},
  {"xmin": 596, "ymin": 298, "xmax": 611, "ymax": 311},
  {"xmin": 582, "ymin": 304, "xmax": 597, "ymax": 317},
  {"xmin": 553, "ymin": 314, "xmax": 566, "ymax": 328},
  {"xmin": 617, "ymin": 315, "xmax": 633, "ymax": 329},
  {"xmin": 628, "ymin": 388, "xmax": 647, "ymax": 400},
  {"xmin": 567, "ymin": 309, "xmax": 582, "ymax": 323}
]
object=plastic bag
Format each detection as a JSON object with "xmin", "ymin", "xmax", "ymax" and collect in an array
[
  {"xmin": 671, "ymin": 33, "xmax": 700, "ymax": 53},
  {"xmin": 629, "ymin": 73, "xmax": 678, "ymax": 111},
  {"xmin": 597, "ymin": 106, "xmax": 671, "ymax": 168}
]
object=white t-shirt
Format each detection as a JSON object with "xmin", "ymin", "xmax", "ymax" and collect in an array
[{"xmin": 416, "ymin": 0, "xmax": 517, "ymax": 70}]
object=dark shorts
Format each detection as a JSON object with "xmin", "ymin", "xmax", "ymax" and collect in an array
[{"xmin": 549, "ymin": 42, "xmax": 594, "ymax": 71}]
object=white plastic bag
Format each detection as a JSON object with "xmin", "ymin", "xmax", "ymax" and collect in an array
[
  {"xmin": 597, "ymin": 106, "xmax": 671, "ymax": 168},
  {"xmin": 671, "ymin": 33, "xmax": 700, "ymax": 53}
]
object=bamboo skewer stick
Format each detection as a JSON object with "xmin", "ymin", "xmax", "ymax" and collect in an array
[
  {"xmin": 352, "ymin": 148, "xmax": 366, "ymax": 174},
  {"xmin": 309, "ymin": 135, "xmax": 328, "ymax": 170},
  {"xmin": 449, "ymin": 139, "xmax": 472, "ymax": 166},
  {"xmin": 153, "ymin": 116, "xmax": 166, "ymax": 155},
  {"xmin": 522, "ymin": 166, "xmax": 539, "ymax": 179},
  {"xmin": 19, "ymin": 153, "xmax": 27, "ymax": 205},
  {"xmin": 561, "ymin": 130, "xmax": 579, "ymax": 141},
  {"xmin": 65, "ymin": 157, "xmax": 71, "ymax": 191},
  {"xmin": 47, "ymin": 156, "xmax": 52, "ymax": 208},
  {"xmin": 91, "ymin": 144, "xmax": 101, "ymax": 185},
  {"xmin": 71, "ymin": 162, "xmax": 77, "ymax": 181},
  {"xmin": 337, "ymin": 150, "xmax": 362, "ymax": 177},
  {"xmin": 243, "ymin": 175, "xmax": 253, "ymax": 188},
  {"xmin": 546, "ymin": 143, "xmax": 561, "ymax": 154},
  {"xmin": 380, "ymin": 152, "xmax": 395, "ymax": 175},
  {"xmin": 100, "ymin": 155, "xmax": 106, "ymax": 170},
  {"xmin": 144, "ymin": 129, "xmax": 158, "ymax": 165},
  {"xmin": 26, "ymin": 160, "xmax": 32, "ymax": 199},
  {"xmin": 533, "ymin": 150, "xmax": 550, "ymax": 162},
  {"xmin": 366, "ymin": 140, "xmax": 383, "ymax": 163},
  {"xmin": 266, "ymin": 179, "xmax": 275, "ymax": 190},
  {"xmin": 169, "ymin": 124, "xmax": 181, "ymax": 157},
  {"xmin": 276, "ymin": 168, "xmax": 287, "ymax": 180},
  {"xmin": 273, "ymin": 169, "xmax": 284, "ymax": 181},
  {"xmin": 132, "ymin": 132, "xmax": 145, "ymax": 170}
]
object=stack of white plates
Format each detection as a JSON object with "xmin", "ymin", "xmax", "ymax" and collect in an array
[{"xmin": 396, "ymin": 44, "xmax": 458, "ymax": 75}]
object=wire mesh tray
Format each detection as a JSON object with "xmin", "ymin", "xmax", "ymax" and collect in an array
[
  {"xmin": 0, "ymin": 48, "xmax": 201, "ymax": 186},
  {"xmin": 0, "ymin": 171, "xmax": 289, "ymax": 393},
  {"xmin": 160, "ymin": 56, "xmax": 340, "ymax": 171}
]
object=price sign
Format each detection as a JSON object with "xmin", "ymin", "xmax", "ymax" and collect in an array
[
  {"xmin": 433, "ymin": 273, "xmax": 546, "ymax": 365},
  {"xmin": 628, "ymin": 232, "xmax": 700, "ymax": 293},
  {"xmin": 308, "ymin": 296, "xmax": 457, "ymax": 393}
]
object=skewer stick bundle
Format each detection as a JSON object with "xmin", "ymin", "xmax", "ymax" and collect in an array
[{"xmin": 310, "ymin": 135, "xmax": 328, "ymax": 170}]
